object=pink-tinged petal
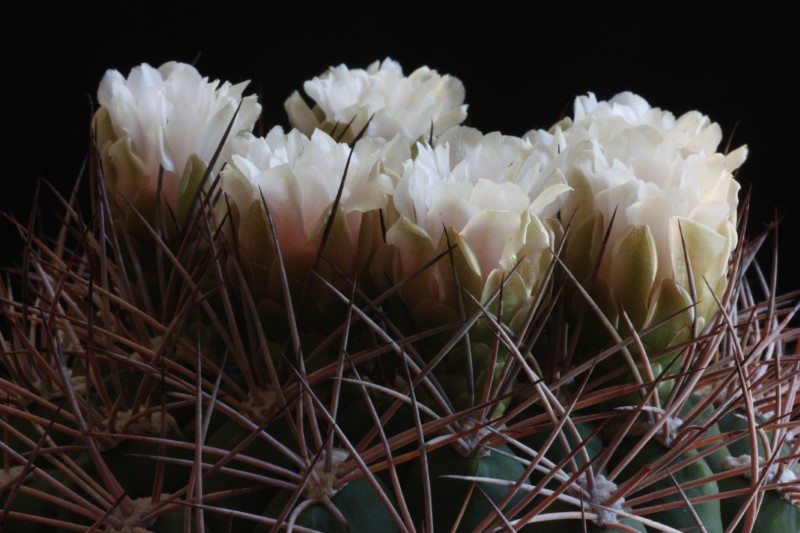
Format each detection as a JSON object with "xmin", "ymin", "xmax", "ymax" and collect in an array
[
  {"xmin": 461, "ymin": 210, "xmax": 521, "ymax": 281},
  {"xmin": 220, "ymin": 125, "xmax": 399, "ymax": 291}
]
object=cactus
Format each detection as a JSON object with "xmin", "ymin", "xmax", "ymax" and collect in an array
[{"xmin": 2, "ymin": 60, "xmax": 798, "ymax": 533}]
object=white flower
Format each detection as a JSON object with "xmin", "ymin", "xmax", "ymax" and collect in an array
[
  {"xmin": 95, "ymin": 61, "xmax": 261, "ymax": 210},
  {"xmin": 550, "ymin": 92, "xmax": 745, "ymax": 345},
  {"xmin": 221, "ymin": 126, "xmax": 405, "ymax": 286},
  {"xmin": 285, "ymin": 58, "xmax": 467, "ymax": 142},
  {"xmin": 375, "ymin": 127, "xmax": 570, "ymax": 332}
]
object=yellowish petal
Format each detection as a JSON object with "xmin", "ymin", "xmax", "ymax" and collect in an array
[{"xmin": 610, "ymin": 225, "xmax": 657, "ymax": 328}]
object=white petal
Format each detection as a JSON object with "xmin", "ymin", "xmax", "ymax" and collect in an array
[
  {"xmin": 461, "ymin": 210, "xmax": 522, "ymax": 279},
  {"xmin": 294, "ymin": 58, "xmax": 468, "ymax": 140},
  {"xmin": 97, "ymin": 60, "xmax": 261, "ymax": 208}
]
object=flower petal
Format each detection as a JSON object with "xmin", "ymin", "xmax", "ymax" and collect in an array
[
  {"xmin": 291, "ymin": 58, "xmax": 468, "ymax": 140},
  {"xmin": 611, "ymin": 225, "xmax": 658, "ymax": 328}
]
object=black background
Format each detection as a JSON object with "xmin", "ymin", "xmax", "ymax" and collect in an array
[{"xmin": 3, "ymin": 11, "xmax": 798, "ymax": 293}]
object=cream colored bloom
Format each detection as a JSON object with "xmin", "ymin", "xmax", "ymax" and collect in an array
[
  {"xmin": 549, "ymin": 92, "xmax": 745, "ymax": 346},
  {"xmin": 221, "ymin": 126, "xmax": 406, "ymax": 291},
  {"xmin": 94, "ymin": 61, "xmax": 261, "ymax": 212},
  {"xmin": 285, "ymin": 58, "xmax": 467, "ymax": 142},
  {"xmin": 374, "ymin": 127, "xmax": 570, "ymax": 333}
]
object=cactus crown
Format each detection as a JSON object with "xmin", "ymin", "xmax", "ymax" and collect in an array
[{"xmin": 1, "ymin": 59, "xmax": 798, "ymax": 533}]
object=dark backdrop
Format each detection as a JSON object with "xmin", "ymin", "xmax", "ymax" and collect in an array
[{"xmin": 3, "ymin": 12, "xmax": 797, "ymax": 293}]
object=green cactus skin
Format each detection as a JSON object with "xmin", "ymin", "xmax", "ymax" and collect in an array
[
  {"xmin": 519, "ymin": 417, "xmax": 605, "ymax": 475},
  {"xmin": 1, "ymin": 471, "xmax": 63, "ymax": 533},
  {"xmin": 717, "ymin": 474, "xmax": 800, "ymax": 533},
  {"xmin": 514, "ymin": 416, "xmax": 647, "ymax": 532},
  {"xmin": 405, "ymin": 443, "xmax": 527, "ymax": 532},
  {"xmin": 716, "ymin": 410, "xmax": 793, "ymax": 459},
  {"xmin": 200, "ymin": 415, "xmax": 298, "ymax": 533},
  {"xmin": 613, "ymin": 440, "xmax": 723, "ymax": 532},
  {"xmin": 73, "ymin": 435, "xmax": 192, "ymax": 499},
  {"xmin": 259, "ymin": 476, "xmax": 400, "ymax": 533},
  {"xmin": 675, "ymin": 394, "xmax": 731, "ymax": 473},
  {"xmin": 713, "ymin": 410, "xmax": 800, "ymax": 532}
]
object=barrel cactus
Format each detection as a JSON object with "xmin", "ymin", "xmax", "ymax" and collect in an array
[{"xmin": 1, "ymin": 59, "xmax": 797, "ymax": 533}]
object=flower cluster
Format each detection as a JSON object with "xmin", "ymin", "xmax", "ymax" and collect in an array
[{"xmin": 93, "ymin": 59, "xmax": 744, "ymax": 355}]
